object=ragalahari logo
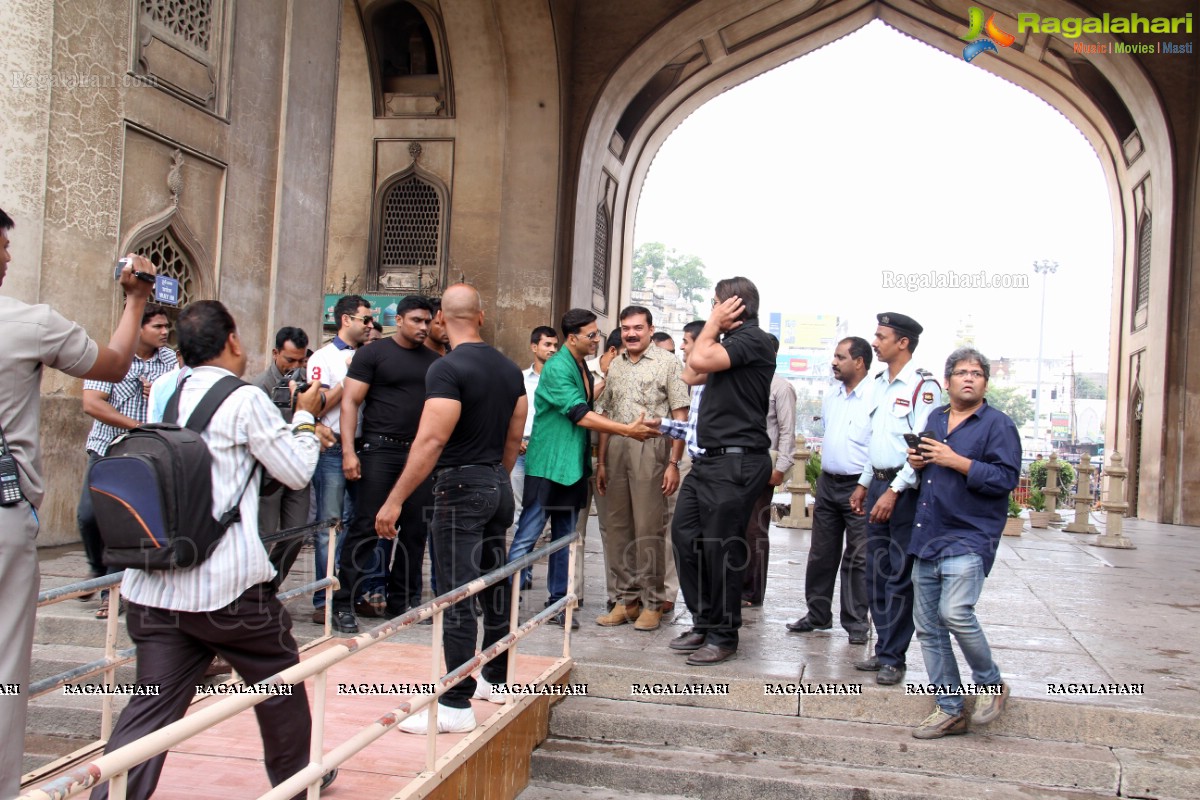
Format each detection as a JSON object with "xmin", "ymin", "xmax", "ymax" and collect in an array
[{"xmin": 961, "ymin": 7, "xmax": 1016, "ymax": 62}]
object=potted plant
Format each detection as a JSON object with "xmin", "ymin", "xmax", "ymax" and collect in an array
[
  {"xmin": 1027, "ymin": 488, "xmax": 1053, "ymax": 528},
  {"xmin": 1003, "ymin": 494, "xmax": 1025, "ymax": 536}
]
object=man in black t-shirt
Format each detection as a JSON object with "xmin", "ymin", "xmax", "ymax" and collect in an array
[
  {"xmin": 666, "ymin": 277, "xmax": 775, "ymax": 666},
  {"xmin": 334, "ymin": 296, "xmax": 439, "ymax": 633},
  {"xmin": 375, "ymin": 284, "xmax": 526, "ymax": 735}
]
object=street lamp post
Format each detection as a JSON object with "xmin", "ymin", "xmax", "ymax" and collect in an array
[{"xmin": 1033, "ymin": 259, "xmax": 1059, "ymax": 451}]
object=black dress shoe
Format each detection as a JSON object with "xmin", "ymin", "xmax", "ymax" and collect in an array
[
  {"xmin": 877, "ymin": 664, "xmax": 906, "ymax": 685},
  {"xmin": 668, "ymin": 629, "xmax": 706, "ymax": 651},
  {"xmin": 686, "ymin": 643, "xmax": 737, "ymax": 666},
  {"xmin": 854, "ymin": 656, "xmax": 881, "ymax": 671},
  {"xmin": 848, "ymin": 631, "xmax": 869, "ymax": 645},
  {"xmin": 785, "ymin": 617, "xmax": 832, "ymax": 633},
  {"xmin": 320, "ymin": 768, "xmax": 338, "ymax": 792},
  {"xmin": 332, "ymin": 610, "xmax": 359, "ymax": 634}
]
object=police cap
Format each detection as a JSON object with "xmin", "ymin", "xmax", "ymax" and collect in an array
[{"xmin": 876, "ymin": 312, "xmax": 923, "ymax": 341}]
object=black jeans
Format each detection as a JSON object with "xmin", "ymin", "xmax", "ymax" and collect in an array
[
  {"xmin": 671, "ymin": 452, "xmax": 771, "ymax": 649},
  {"xmin": 430, "ymin": 464, "xmax": 514, "ymax": 708},
  {"xmin": 335, "ymin": 438, "xmax": 433, "ymax": 615}
]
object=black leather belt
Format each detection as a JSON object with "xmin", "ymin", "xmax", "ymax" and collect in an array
[
  {"xmin": 824, "ymin": 472, "xmax": 862, "ymax": 482},
  {"xmin": 434, "ymin": 463, "xmax": 500, "ymax": 477},
  {"xmin": 872, "ymin": 467, "xmax": 900, "ymax": 482},
  {"xmin": 363, "ymin": 433, "xmax": 413, "ymax": 447},
  {"xmin": 706, "ymin": 447, "xmax": 769, "ymax": 457}
]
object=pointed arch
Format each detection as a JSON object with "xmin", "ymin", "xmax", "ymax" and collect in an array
[{"xmin": 369, "ymin": 164, "xmax": 450, "ymax": 293}]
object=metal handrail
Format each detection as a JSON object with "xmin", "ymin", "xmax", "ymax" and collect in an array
[
  {"xmin": 21, "ymin": 528, "xmax": 581, "ymax": 800},
  {"xmin": 30, "ymin": 519, "xmax": 340, "ymax": 739}
]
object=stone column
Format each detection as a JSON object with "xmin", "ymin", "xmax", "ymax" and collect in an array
[
  {"xmin": 1044, "ymin": 452, "xmax": 1062, "ymax": 522},
  {"xmin": 1065, "ymin": 453, "xmax": 1099, "ymax": 534},
  {"xmin": 1092, "ymin": 451, "xmax": 1135, "ymax": 549},
  {"xmin": 777, "ymin": 437, "xmax": 812, "ymax": 529}
]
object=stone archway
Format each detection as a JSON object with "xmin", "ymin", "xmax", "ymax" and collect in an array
[{"xmin": 567, "ymin": 0, "xmax": 1174, "ymax": 520}]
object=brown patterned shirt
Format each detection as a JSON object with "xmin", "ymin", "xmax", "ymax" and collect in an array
[{"xmin": 596, "ymin": 344, "xmax": 690, "ymax": 423}]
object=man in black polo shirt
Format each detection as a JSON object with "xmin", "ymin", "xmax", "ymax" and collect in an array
[
  {"xmin": 335, "ymin": 296, "xmax": 439, "ymax": 633},
  {"xmin": 666, "ymin": 277, "xmax": 775, "ymax": 665},
  {"xmin": 375, "ymin": 283, "xmax": 527, "ymax": 734}
]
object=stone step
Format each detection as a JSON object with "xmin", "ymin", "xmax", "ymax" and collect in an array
[
  {"xmin": 26, "ymin": 688, "xmax": 131, "ymax": 738},
  {"xmin": 570, "ymin": 662, "xmax": 1200, "ymax": 754},
  {"xmin": 21, "ymin": 734, "xmax": 98, "ymax": 778},
  {"xmin": 34, "ymin": 598, "xmax": 132, "ymax": 650},
  {"xmin": 30, "ymin": 643, "xmax": 137, "ymax": 686},
  {"xmin": 547, "ymin": 696, "xmax": 1120, "ymax": 792},
  {"xmin": 518, "ymin": 780, "xmax": 698, "ymax": 800},
  {"xmin": 531, "ymin": 738, "xmax": 1121, "ymax": 800}
]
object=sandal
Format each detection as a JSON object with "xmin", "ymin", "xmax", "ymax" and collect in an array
[{"xmin": 96, "ymin": 598, "xmax": 127, "ymax": 619}]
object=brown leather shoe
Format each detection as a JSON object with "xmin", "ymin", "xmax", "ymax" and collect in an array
[
  {"xmin": 669, "ymin": 629, "xmax": 706, "ymax": 651},
  {"xmin": 633, "ymin": 608, "xmax": 662, "ymax": 631},
  {"xmin": 354, "ymin": 599, "xmax": 381, "ymax": 618},
  {"xmin": 596, "ymin": 602, "xmax": 640, "ymax": 626},
  {"xmin": 686, "ymin": 643, "xmax": 737, "ymax": 666},
  {"xmin": 311, "ymin": 608, "xmax": 326, "ymax": 624},
  {"xmin": 660, "ymin": 601, "xmax": 675, "ymax": 614}
]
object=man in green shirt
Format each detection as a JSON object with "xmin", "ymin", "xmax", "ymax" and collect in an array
[{"xmin": 509, "ymin": 308, "xmax": 658, "ymax": 626}]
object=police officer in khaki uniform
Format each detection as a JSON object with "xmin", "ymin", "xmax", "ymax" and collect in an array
[
  {"xmin": 0, "ymin": 207, "xmax": 156, "ymax": 797},
  {"xmin": 849, "ymin": 312, "xmax": 940, "ymax": 686}
]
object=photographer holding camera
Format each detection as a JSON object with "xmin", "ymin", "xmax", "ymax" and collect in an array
[{"xmin": 252, "ymin": 326, "xmax": 315, "ymax": 582}]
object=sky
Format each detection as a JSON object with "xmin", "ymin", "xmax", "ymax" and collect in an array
[{"xmin": 634, "ymin": 20, "xmax": 1114, "ymax": 374}]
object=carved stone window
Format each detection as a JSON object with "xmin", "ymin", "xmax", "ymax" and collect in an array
[
  {"xmin": 372, "ymin": 168, "xmax": 447, "ymax": 293},
  {"xmin": 592, "ymin": 204, "xmax": 610, "ymax": 315},
  {"xmin": 363, "ymin": 1, "xmax": 453, "ymax": 117},
  {"xmin": 1132, "ymin": 213, "xmax": 1150, "ymax": 331},
  {"xmin": 142, "ymin": 0, "xmax": 213, "ymax": 52},
  {"xmin": 133, "ymin": 228, "xmax": 197, "ymax": 343},
  {"xmin": 134, "ymin": 0, "xmax": 233, "ymax": 115}
]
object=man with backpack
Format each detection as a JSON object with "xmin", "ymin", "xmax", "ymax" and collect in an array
[{"xmin": 91, "ymin": 300, "xmax": 335, "ymax": 799}]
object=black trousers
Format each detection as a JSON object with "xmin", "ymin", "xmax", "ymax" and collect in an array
[
  {"xmin": 335, "ymin": 439, "xmax": 433, "ymax": 615},
  {"xmin": 671, "ymin": 452, "xmax": 772, "ymax": 649},
  {"xmin": 430, "ymin": 464, "xmax": 514, "ymax": 708},
  {"xmin": 740, "ymin": 482, "xmax": 774, "ymax": 605},
  {"xmin": 804, "ymin": 472, "xmax": 869, "ymax": 633},
  {"xmin": 864, "ymin": 477, "xmax": 917, "ymax": 668},
  {"xmin": 91, "ymin": 585, "xmax": 311, "ymax": 800}
]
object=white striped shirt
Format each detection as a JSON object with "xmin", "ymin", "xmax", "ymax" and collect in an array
[{"xmin": 121, "ymin": 366, "xmax": 320, "ymax": 612}]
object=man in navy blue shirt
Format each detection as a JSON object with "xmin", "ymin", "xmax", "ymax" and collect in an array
[{"xmin": 906, "ymin": 347, "xmax": 1021, "ymax": 739}]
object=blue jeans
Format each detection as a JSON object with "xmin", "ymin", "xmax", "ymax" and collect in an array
[
  {"xmin": 311, "ymin": 444, "xmax": 346, "ymax": 609},
  {"xmin": 913, "ymin": 553, "xmax": 1002, "ymax": 715},
  {"xmin": 508, "ymin": 477, "xmax": 579, "ymax": 604},
  {"xmin": 430, "ymin": 464, "xmax": 514, "ymax": 708}
]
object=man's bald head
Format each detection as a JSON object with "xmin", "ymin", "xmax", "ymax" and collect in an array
[{"xmin": 441, "ymin": 283, "xmax": 482, "ymax": 321}]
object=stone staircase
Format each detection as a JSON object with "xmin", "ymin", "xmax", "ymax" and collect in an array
[{"xmin": 520, "ymin": 664, "xmax": 1200, "ymax": 800}]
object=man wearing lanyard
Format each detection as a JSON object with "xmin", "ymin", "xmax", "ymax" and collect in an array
[
  {"xmin": 849, "ymin": 313, "xmax": 939, "ymax": 685},
  {"xmin": 306, "ymin": 295, "xmax": 373, "ymax": 623}
]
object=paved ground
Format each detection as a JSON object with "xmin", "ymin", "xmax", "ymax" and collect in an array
[{"xmin": 37, "ymin": 505, "xmax": 1200, "ymax": 716}]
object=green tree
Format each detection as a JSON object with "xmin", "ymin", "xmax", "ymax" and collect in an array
[
  {"xmin": 632, "ymin": 242, "xmax": 666, "ymax": 290},
  {"xmin": 1074, "ymin": 375, "xmax": 1107, "ymax": 400},
  {"xmin": 986, "ymin": 383, "xmax": 1033, "ymax": 429},
  {"xmin": 631, "ymin": 242, "xmax": 712, "ymax": 309}
]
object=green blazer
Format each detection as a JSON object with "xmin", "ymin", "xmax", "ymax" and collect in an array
[{"xmin": 524, "ymin": 347, "xmax": 591, "ymax": 486}]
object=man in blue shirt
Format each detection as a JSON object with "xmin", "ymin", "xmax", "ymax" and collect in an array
[{"xmin": 906, "ymin": 346, "xmax": 1021, "ymax": 739}]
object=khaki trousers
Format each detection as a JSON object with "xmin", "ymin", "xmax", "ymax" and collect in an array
[{"xmin": 602, "ymin": 436, "xmax": 671, "ymax": 607}]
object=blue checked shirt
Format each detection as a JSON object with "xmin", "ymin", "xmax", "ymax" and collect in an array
[
  {"xmin": 658, "ymin": 385, "xmax": 706, "ymax": 459},
  {"xmin": 83, "ymin": 347, "xmax": 178, "ymax": 455}
]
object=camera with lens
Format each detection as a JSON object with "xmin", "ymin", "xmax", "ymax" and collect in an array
[{"xmin": 270, "ymin": 368, "xmax": 310, "ymax": 412}]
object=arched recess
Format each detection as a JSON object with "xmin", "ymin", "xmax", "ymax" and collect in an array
[
  {"xmin": 568, "ymin": 0, "xmax": 1174, "ymax": 520},
  {"xmin": 117, "ymin": 208, "xmax": 214, "ymax": 341},
  {"xmin": 368, "ymin": 163, "xmax": 450, "ymax": 294},
  {"xmin": 359, "ymin": 0, "xmax": 454, "ymax": 118}
]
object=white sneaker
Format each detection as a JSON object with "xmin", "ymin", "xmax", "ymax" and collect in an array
[
  {"xmin": 472, "ymin": 675, "xmax": 507, "ymax": 705},
  {"xmin": 398, "ymin": 703, "xmax": 478, "ymax": 734}
]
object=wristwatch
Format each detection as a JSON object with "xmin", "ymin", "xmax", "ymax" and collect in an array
[{"xmin": 669, "ymin": 460, "xmax": 681, "ymax": 468}]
